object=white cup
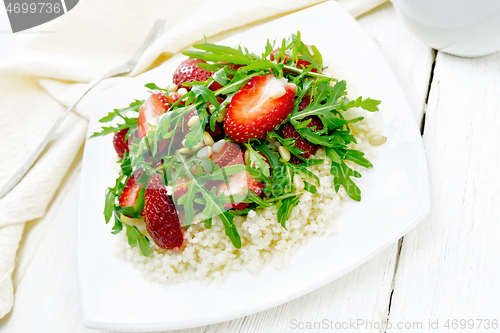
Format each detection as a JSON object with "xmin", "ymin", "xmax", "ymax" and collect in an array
[{"xmin": 391, "ymin": 0, "xmax": 500, "ymax": 57}]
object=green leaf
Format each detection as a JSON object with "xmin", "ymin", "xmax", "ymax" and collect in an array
[
  {"xmin": 244, "ymin": 143, "xmax": 270, "ymax": 178},
  {"xmin": 203, "ymin": 217, "xmax": 212, "ymax": 229},
  {"xmin": 104, "ymin": 188, "xmax": 115, "ymax": 224},
  {"xmin": 98, "ymin": 100, "xmax": 143, "ymax": 123},
  {"xmin": 303, "ymin": 181, "xmax": 317, "ymax": 194},
  {"xmin": 330, "ymin": 161, "xmax": 362, "ymax": 202},
  {"xmin": 344, "ymin": 149, "xmax": 373, "ymax": 169},
  {"xmin": 254, "ymin": 141, "xmax": 280, "ymax": 170},
  {"xmin": 123, "ymin": 222, "xmax": 152, "ymax": 256},
  {"xmin": 276, "ymin": 195, "xmax": 301, "ymax": 228},
  {"xmin": 341, "ymin": 96, "xmax": 381, "ymax": 112},
  {"xmin": 145, "ymin": 83, "xmax": 168, "ymax": 91},
  {"xmin": 219, "ymin": 211, "xmax": 241, "ymax": 248},
  {"xmin": 89, "ymin": 121, "xmax": 137, "ymax": 139},
  {"xmin": 134, "ymin": 188, "xmax": 145, "ymax": 213},
  {"xmin": 111, "ymin": 217, "xmax": 123, "ymax": 235},
  {"xmin": 192, "ymin": 85, "xmax": 219, "ymax": 109}
]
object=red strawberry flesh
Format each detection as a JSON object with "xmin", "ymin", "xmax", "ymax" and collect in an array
[
  {"xmin": 137, "ymin": 91, "xmax": 169, "ymax": 138},
  {"xmin": 224, "ymin": 75, "xmax": 296, "ymax": 143},
  {"xmin": 211, "ymin": 142, "xmax": 244, "ymax": 167},
  {"xmin": 280, "ymin": 116, "xmax": 323, "ymax": 164},
  {"xmin": 113, "ymin": 128, "xmax": 130, "ymax": 159},
  {"xmin": 144, "ymin": 174, "xmax": 184, "ymax": 249},
  {"xmin": 216, "ymin": 170, "xmax": 265, "ymax": 210},
  {"xmin": 119, "ymin": 175, "xmax": 143, "ymax": 208},
  {"xmin": 173, "ymin": 58, "xmax": 214, "ymax": 90}
]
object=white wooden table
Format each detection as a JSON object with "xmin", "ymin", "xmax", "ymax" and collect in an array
[{"xmin": 1, "ymin": 3, "xmax": 500, "ymax": 332}]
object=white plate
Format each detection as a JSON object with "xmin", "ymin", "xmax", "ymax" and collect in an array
[{"xmin": 78, "ymin": 2, "xmax": 430, "ymax": 331}]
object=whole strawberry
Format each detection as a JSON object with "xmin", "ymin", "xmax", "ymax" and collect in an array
[
  {"xmin": 144, "ymin": 173, "xmax": 184, "ymax": 249},
  {"xmin": 113, "ymin": 128, "xmax": 129, "ymax": 159},
  {"xmin": 224, "ymin": 75, "xmax": 296, "ymax": 143},
  {"xmin": 173, "ymin": 58, "xmax": 214, "ymax": 89}
]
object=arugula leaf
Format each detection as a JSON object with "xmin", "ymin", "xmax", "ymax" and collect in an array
[
  {"xmin": 219, "ymin": 211, "xmax": 241, "ymax": 248},
  {"xmin": 340, "ymin": 96, "xmax": 381, "ymax": 112},
  {"xmin": 244, "ymin": 143, "xmax": 270, "ymax": 177},
  {"xmin": 276, "ymin": 195, "xmax": 301, "ymax": 228},
  {"xmin": 254, "ymin": 141, "xmax": 280, "ymax": 170},
  {"xmin": 344, "ymin": 149, "xmax": 373, "ymax": 169},
  {"xmin": 98, "ymin": 100, "xmax": 143, "ymax": 123},
  {"xmin": 145, "ymin": 83, "xmax": 168, "ymax": 92},
  {"xmin": 330, "ymin": 161, "xmax": 362, "ymax": 202},
  {"xmin": 89, "ymin": 119, "xmax": 137, "ymax": 138},
  {"xmin": 124, "ymin": 222, "xmax": 152, "ymax": 256}
]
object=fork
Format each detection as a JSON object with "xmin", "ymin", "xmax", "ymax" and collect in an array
[{"xmin": 0, "ymin": 19, "xmax": 166, "ymax": 199}]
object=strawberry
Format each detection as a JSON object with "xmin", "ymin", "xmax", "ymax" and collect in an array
[
  {"xmin": 216, "ymin": 170, "xmax": 265, "ymax": 210},
  {"xmin": 280, "ymin": 116, "xmax": 323, "ymax": 164},
  {"xmin": 173, "ymin": 177, "xmax": 190, "ymax": 201},
  {"xmin": 137, "ymin": 91, "xmax": 169, "ymax": 138},
  {"xmin": 211, "ymin": 142, "xmax": 244, "ymax": 167},
  {"xmin": 173, "ymin": 58, "xmax": 214, "ymax": 90},
  {"xmin": 113, "ymin": 128, "xmax": 130, "ymax": 159},
  {"xmin": 144, "ymin": 173, "xmax": 184, "ymax": 249},
  {"xmin": 270, "ymin": 44, "xmax": 318, "ymax": 73},
  {"xmin": 119, "ymin": 175, "xmax": 143, "ymax": 208},
  {"xmin": 224, "ymin": 75, "xmax": 296, "ymax": 143},
  {"xmin": 205, "ymin": 122, "xmax": 223, "ymax": 139},
  {"xmin": 167, "ymin": 92, "xmax": 181, "ymax": 105}
]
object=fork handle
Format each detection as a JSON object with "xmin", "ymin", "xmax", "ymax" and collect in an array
[{"xmin": 0, "ymin": 76, "xmax": 105, "ymax": 199}]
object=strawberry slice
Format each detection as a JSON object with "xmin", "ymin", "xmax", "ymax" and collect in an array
[
  {"xmin": 119, "ymin": 175, "xmax": 143, "ymax": 208},
  {"xmin": 113, "ymin": 128, "xmax": 130, "ymax": 159},
  {"xmin": 280, "ymin": 116, "xmax": 323, "ymax": 164},
  {"xmin": 173, "ymin": 177, "xmax": 190, "ymax": 201},
  {"xmin": 211, "ymin": 142, "xmax": 244, "ymax": 167},
  {"xmin": 216, "ymin": 170, "xmax": 265, "ymax": 210},
  {"xmin": 144, "ymin": 173, "xmax": 184, "ymax": 249},
  {"xmin": 137, "ymin": 91, "xmax": 169, "ymax": 138},
  {"xmin": 224, "ymin": 75, "xmax": 296, "ymax": 143}
]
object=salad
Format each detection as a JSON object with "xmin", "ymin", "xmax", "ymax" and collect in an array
[{"xmin": 91, "ymin": 32, "xmax": 381, "ymax": 260}]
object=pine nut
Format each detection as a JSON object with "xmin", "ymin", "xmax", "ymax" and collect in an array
[
  {"xmin": 207, "ymin": 104, "xmax": 216, "ymax": 114},
  {"xmin": 190, "ymin": 164, "xmax": 198, "ymax": 175},
  {"xmin": 187, "ymin": 115, "xmax": 199, "ymax": 127},
  {"xmin": 244, "ymin": 150, "xmax": 250, "ymax": 165},
  {"xmin": 197, "ymin": 146, "xmax": 213, "ymax": 159},
  {"xmin": 179, "ymin": 147, "xmax": 193, "ymax": 155},
  {"xmin": 369, "ymin": 135, "xmax": 387, "ymax": 146},
  {"xmin": 168, "ymin": 83, "xmax": 178, "ymax": 92},
  {"xmin": 203, "ymin": 131, "xmax": 214, "ymax": 146},
  {"xmin": 177, "ymin": 87, "xmax": 188, "ymax": 97},
  {"xmin": 216, "ymin": 108, "xmax": 227, "ymax": 123},
  {"xmin": 278, "ymin": 146, "xmax": 291, "ymax": 162},
  {"xmin": 270, "ymin": 86, "xmax": 286, "ymax": 99},
  {"xmin": 212, "ymin": 140, "xmax": 226, "ymax": 153},
  {"xmin": 194, "ymin": 142, "xmax": 205, "ymax": 150},
  {"xmin": 293, "ymin": 174, "xmax": 305, "ymax": 190}
]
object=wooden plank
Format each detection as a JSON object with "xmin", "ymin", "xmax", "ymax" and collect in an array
[{"xmin": 388, "ymin": 51, "xmax": 500, "ymax": 330}]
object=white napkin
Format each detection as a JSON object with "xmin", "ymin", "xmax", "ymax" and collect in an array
[{"xmin": 0, "ymin": 0, "xmax": 386, "ymax": 319}]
